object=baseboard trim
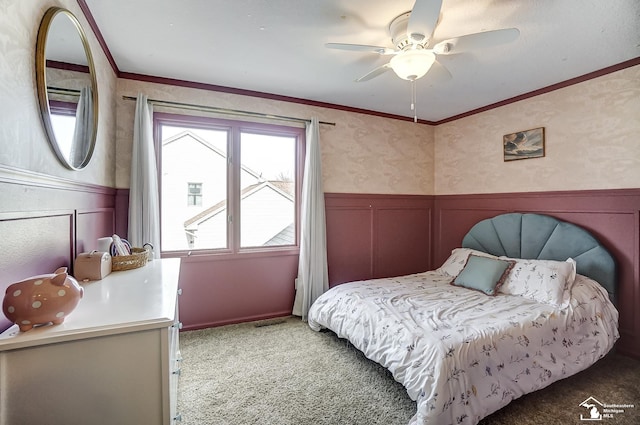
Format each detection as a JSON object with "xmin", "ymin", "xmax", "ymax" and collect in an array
[{"xmin": 180, "ymin": 310, "xmax": 294, "ymax": 331}]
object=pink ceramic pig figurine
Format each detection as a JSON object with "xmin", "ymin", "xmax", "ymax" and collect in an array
[{"xmin": 2, "ymin": 267, "xmax": 84, "ymax": 332}]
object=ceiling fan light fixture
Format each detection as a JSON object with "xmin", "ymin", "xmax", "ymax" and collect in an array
[{"xmin": 389, "ymin": 49, "xmax": 435, "ymax": 81}]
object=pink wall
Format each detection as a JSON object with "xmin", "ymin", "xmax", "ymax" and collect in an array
[
  {"xmin": 176, "ymin": 252, "xmax": 298, "ymax": 330},
  {"xmin": 3, "ymin": 182, "xmax": 638, "ymax": 360},
  {"xmin": 325, "ymin": 193, "xmax": 434, "ymax": 285}
]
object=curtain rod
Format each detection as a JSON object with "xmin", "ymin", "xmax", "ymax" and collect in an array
[
  {"xmin": 48, "ymin": 86, "xmax": 81, "ymax": 96},
  {"xmin": 122, "ymin": 96, "xmax": 335, "ymax": 126}
]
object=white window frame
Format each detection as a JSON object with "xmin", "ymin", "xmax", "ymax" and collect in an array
[{"xmin": 154, "ymin": 112, "xmax": 305, "ymax": 258}]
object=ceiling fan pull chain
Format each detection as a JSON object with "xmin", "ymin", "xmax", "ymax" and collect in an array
[{"xmin": 411, "ymin": 79, "xmax": 417, "ymax": 123}]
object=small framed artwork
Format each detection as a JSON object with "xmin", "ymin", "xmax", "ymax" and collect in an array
[{"xmin": 503, "ymin": 127, "xmax": 545, "ymax": 161}]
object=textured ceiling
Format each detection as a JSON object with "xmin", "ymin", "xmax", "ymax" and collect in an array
[{"xmin": 83, "ymin": 0, "xmax": 640, "ymax": 122}]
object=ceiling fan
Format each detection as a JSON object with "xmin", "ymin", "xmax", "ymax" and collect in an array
[{"xmin": 326, "ymin": 0, "xmax": 520, "ymax": 121}]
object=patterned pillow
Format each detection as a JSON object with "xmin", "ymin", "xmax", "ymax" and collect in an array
[
  {"xmin": 437, "ymin": 248, "xmax": 498, "ymax": 277},
  {"xmin": 451, "ymin": 255, "xmax": 516, "ymax": 296},
  {"xmin": 498, "ymin": 257, "xmax": 577, "ymax": 307}
]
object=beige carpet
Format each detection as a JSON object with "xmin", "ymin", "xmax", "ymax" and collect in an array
[{"xmin": 177, "ymin": 316, "xmax": 640, "ymax": 425}]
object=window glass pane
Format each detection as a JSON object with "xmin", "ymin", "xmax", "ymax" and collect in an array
[
  {"xmin": 161, "ymin": 125, "xmax": 228, "ymax": 251},
  {"xmin": 50, "ymin": 114, "xmax": 76, "ymax": 160},
  {"xmin": 187, "ymin": 182, "xmax": 203, "ymax": 206},
  {"xmin": 240, "ymin": 132, "xmax": 296, "ymax": 248}
]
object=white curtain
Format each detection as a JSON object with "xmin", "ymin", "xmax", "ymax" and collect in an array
[
  {"xmin": 128, "ymin": 93, "xmax": 161, "ymax": 258},
  {"xmin": 292, "ymin": 117, "xmax": 328, "ymax": 320},
  {"xmin": 70, "ymin": 86, "xmax": 93, "ymax": 167}
]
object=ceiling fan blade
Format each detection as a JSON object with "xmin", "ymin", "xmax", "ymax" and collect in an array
[
  {"xmin": 407, "ymin": 0, "xmax": 443, "ymax": 44},
  {"xmin": 355, "ymin": 63, "xmax": 392, "ymax": 82},
  {"xmin": 325, "ymin": 43, "xmax": 396, "ymax": 55},
  {"xmin": 433, "ymin": 28, "xmax": 520, "ymax": 54}
]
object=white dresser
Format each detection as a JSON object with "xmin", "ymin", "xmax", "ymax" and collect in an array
[{"xmin": 0, "ymin": 258, "xmax": 182, "ymax": 425}]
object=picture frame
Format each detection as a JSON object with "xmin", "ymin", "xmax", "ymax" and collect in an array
[{"xmin": 503, "ymin": 127, "xmax": 545, "ymax": 161}]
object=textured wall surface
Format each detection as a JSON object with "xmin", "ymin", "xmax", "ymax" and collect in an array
[
  {"xmin": 115, "ymin": 79, "xmax": 435, "ymax": 195},
  {"xmin": 434, "ymin": 65, "xmax": 640, "ymax": 195},
  {"xmin": 0, "ymin": 0, "xmax": 116, "ymax": 187},
  {"xmin": 2, "ymin": 1, "xmax": 637, "ymax": 197}
]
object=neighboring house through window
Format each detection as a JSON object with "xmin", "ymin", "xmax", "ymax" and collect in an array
[{"xmin": 155, "ymin": 113, "xmax": 303, "ymax": 255}]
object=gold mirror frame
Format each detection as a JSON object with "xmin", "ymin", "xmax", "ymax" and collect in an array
[{"xmin": 36, "ymin": 7, "xmax": 99, "ymax": 170}]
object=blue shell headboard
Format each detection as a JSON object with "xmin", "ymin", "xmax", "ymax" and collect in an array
[{"xmin": 462, "ymin": 213, "xmax": 616, "ymax": 301}]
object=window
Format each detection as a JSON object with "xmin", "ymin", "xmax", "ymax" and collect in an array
[
  {"xmin": 155, "ymin": 113, "xmax": 303, "ymax": 254},
  {"xmin": 49, "ymin": 101, "xmax": 78, "ymax": 159},
  {"xmin": 187, "ymin": 183, "xmax": 202, "ymax": 206}
]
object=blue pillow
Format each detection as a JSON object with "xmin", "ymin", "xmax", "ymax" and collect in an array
[{"xmin": 451, "ymin": 254, "xmax": 515, "ymax": 296}]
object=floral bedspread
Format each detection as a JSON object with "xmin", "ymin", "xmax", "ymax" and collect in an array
[{"xmin": 307, "ymin": 271, "xmax": 619, "ymax": 425}]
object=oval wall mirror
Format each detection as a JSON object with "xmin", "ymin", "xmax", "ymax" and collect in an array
[{"xmin": 36, "ymin": 7, "xmax": 99, "ymax": 170}]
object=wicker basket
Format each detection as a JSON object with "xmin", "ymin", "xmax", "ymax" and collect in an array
[{"xmin": 111, "ymin": 247, "xmax": 148, "ymax": 271}]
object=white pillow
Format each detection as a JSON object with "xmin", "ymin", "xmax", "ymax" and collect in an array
[
  {"xmin": 498, "ymin": 257, "xmax": 577, "ymax": 307},
  {"xmin": 437, "ymin": 248, "xmax": 498, "ymax": 277}
]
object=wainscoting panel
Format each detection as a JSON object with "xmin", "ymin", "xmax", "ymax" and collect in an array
[
  {"xmin": 433, "ymin": 189, "xmax": 640, "ymax": 359},
  {"xmin": 325, "ymin": 193, "xmax": 434, "ymax": 286},
  {"xmin": 0, "ymin": 211, "xmax": 74, "ymax": 331},
  {"xmin": 176, "ymin": 251, "xmax": 299, "ymax": 330},
  {"xmin": 0, "ymin": 166, "xmax": 117, "ymax": 333},
  {"xmin": 76, "ymin": 208, "xmax": 116, "ymax": 254},
  {"xmin": 325, "ymin": 206, "xmax": 374, "ymax": 286},
  {"xmin": 376, "ymin": 207, "xmax": 432, "ymax": 279}
]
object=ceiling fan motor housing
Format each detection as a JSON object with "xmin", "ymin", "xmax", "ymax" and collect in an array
[{"xmin": 389, "ymin": 12, "xmax": 428, "ymax": 50}]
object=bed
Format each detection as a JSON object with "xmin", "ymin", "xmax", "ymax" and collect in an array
[{"xmin": 307, "ymin": 213, "xmax": 619, "ymax": 425}]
